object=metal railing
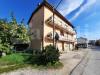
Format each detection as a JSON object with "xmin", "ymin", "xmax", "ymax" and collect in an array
[
  {"xmin": 46, "ymin": 32, "xmax": 75, "ymax": 42},
  {"xmin": 46, "ymin": 16, "xmax": 75, "ymax": 34}
]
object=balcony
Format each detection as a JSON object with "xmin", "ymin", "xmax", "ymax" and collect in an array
[
  {"xmin": 46, "ymin": 17, "xmax": 76, "ymax": 35},
  {"xmin": 45, "ymin": 32, "xmax": 75, "ymax": 43}
]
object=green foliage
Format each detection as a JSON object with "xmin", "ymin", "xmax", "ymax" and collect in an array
[
  {"xmin": 27, "ymin": 50, "xmax": 45, "ymax": 65},
  {"xmin": 0, "ymin": 14, "xmax": 30, "ymax": 53},
  {"xmin": 46, "ymin": 61, "xmax": 63, "ymax": 69},
  {"xmin": 45, "ymin": 45, "xmax": 60, "ymax": 63},
  {"xmin": 0, "ymin": 54, "xmax": 25, "ymax": 65},
  {"xmin": 0, "ymin": 43, "xmax": 11, "ymax": 54},
  {"xmin": 28, "ymin": 45, "xmax": 60, "ymax": 66},
  {"xmin": 0, "ymin": 53, "xmax": 32, "ymax": 73},
  {"xmin": 30, "ymin": 61, "xmax": 63, "ymax": 69},
  {"xmin": 0, "ymin": 64, "xmax": 27, "ymax": 74}
]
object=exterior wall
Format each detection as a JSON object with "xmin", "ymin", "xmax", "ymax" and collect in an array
[
  {"xmin": 43, "ymin": 6, "xmax": 54, "ymax": 47},
  {"xmin": 56, "ymin": 42, "xmax": 63, "ymax": 52},
  {"xmin": 64, "ymin": 43, "xmax": 69, "ymax": 52},
  {"xmin": 69, "ymin": 43, "xmax": 73, "ymax": 50},
  {"xmin": 29, "ymin": 7, "xmax": 44, "ymax": 50},
  {"xmin": 44, "ymin": 6, "xmax": 76, "ymax": 52},
  {"xmin": 29, "ymin": 5, "xmax": 76, "ymax": 52}
]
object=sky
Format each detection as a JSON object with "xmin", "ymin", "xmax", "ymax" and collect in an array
[{"xmin": 0, "ymin": 0, "xmax": 100, "ymax": 40}]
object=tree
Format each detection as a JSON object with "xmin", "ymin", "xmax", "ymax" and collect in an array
[
  {"xmin": 0, "ymin": 19, "xmax": 11, "ymax": 53},
  {"xmin": 0, "ymin": 14, "xmax": 30, "ymax": 53}
]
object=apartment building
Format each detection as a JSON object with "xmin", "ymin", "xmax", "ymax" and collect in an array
[{"xmin": 28, "ymin": 1, "xmax": 77, "ymax": 52}]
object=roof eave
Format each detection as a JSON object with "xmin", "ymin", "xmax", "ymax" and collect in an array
[{"xmin": 27, "ymin": 1, "xmax": 75, "ymax": 28}]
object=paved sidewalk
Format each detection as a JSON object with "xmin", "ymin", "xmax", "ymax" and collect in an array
[{"xmin": 1, "ymin": 49, "xmax": 88, "ymax": 75}]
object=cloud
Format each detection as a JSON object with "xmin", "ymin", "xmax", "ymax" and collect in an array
[
  {"xmin": 58, "ymin": 0, "xmax": 84, "ymax": 16},
  {"xmin": 70, "ymin": 0, "xmax": 96, "ymax": 21},
  {"xmin": 58, "ymin": 0, "xmax": 96, "ymax": 21}
]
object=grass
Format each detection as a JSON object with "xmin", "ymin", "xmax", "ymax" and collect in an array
[
  {"xmin": 0, "ymin": 53, "xmax": 30, "ymax": 73},
  {"xmin": 0, "ymin": 53, "xmax": 63, "ymax": 73},
  {"xmin": 31, "ymin": 61, "xmax": 63, "ymax": 70},
  {"xmin": 0, "ymin": 64, "xmax": 28, "ymax": 73},
  {"xmin": 46, "ymin": 61, "xmax": 63, "ymax": 69},
  {"xmin": 0, "ymin": 54, "xmax": 25, "ymax": 66},
  {"xmin": 0, "ymin": 62, "xmax": 63, "ymax": 74}
]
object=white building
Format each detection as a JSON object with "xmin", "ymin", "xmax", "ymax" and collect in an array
[{"xmin": 77, "ymin": 37, "xmax": 88, "ymax": 48}]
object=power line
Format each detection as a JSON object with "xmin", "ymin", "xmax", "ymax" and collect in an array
[{"xmin": 55, "ymin": 0, "xmax": 63, "ymax": 9}]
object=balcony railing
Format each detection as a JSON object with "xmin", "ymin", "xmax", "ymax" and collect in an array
[
  {"xmin": 45, "ymin": 32, "xmax": 75, "ymax": 43},
  {"xmin": 46, "ymin": 16, "xmax": 76, "ymax": 35}
]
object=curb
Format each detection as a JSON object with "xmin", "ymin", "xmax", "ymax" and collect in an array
[{"xmin": 69, "ymin": 50, "xmax": 89, "ymax": 75}]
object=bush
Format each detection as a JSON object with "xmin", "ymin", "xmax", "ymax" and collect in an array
[
  {"xmin": 45, "ymin": 45, "xmax": 60, "ymax": 63},
  {"xmin": 27, "ymin": 50, "xmax": 46, "ymax": 65},
  {"xmin": 28, "ymin": 45, "xmax": 60, "ymax": 66}
]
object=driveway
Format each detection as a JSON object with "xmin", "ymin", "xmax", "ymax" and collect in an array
[{"xmin": 82, "ymin": 46, "xmax": 100, "ymax": 75}]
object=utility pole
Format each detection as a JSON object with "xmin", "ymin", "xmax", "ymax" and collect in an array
[
  {"xmin": 43, "ymin": 0, "xmax": 62, "ymax": 47},
  {"xmin": 53, "ymin": 7, "xmax": 55, "ymax": 46},
  {"xmin": 52, "ymin": 0, "xmax": 63, "ymax": 47}
]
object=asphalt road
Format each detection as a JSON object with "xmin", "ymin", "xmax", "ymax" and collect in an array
[{"xmin": 82, "ymin": 46, "xmax": 100, "ymax": 75}]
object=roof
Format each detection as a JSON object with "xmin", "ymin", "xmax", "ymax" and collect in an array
[
  {"xmin": 27, "ymin": 1, "xmax": 75, "ymax": 28},
  {"xmin": 77, "ymin": 37, "xmax": 88, "ymax": 40}
]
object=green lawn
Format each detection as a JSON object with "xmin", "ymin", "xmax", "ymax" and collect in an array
[
  {"xmin": 0, "ymin": 53, "xmax": 30, "ymax": 73},
  {"xmin": 0, "ymin": 53, "xmax": 63, "ymax": 73},
  {"xmin": 0, "ymin": 53, "xmax": 25, "ymax": 66}
]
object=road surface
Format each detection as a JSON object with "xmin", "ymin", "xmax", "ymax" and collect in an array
[{"xmin": 82, "ymin": 46, "xmax": 100, "ymax": 75}]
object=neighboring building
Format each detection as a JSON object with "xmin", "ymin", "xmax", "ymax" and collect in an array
[
  {"xmin": 28, "ymin": 1, "xmax": 77, "ymax": 52},
  {"xmin": 88, "ymin": 40, "xmax": 96, "ymax": 45},
  {"xmin": 77, "ymin": 37, "xmax": 88, "ymax": 48}
]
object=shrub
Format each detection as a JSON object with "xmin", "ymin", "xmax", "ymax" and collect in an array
[
  {"xmin": 28, "ymin": 45, "xmax": 60, "ymax": 66},
  {"xmin": 27, "ymin": 50, "xmax": 46, "ymax": 65},
  {"xmin": 45, "ymin": 45, "xmax": 60, "ymax": 64}
]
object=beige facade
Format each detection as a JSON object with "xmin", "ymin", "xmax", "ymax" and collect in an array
[{"xmin": 28, "ymin": 1, "xmax": 77, "ymax": 52}]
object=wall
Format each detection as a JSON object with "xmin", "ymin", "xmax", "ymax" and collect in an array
[
  {"xmin": 29, "ymin": 5, "xmax": 76, "ymax": 51},
  {"xmin": 44, "ymin": 6, "xmax": 75, "ymax": 51},
  {"xmin": 29, "ymin": 7, "xmax": 44, "ymax": 50}
]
